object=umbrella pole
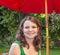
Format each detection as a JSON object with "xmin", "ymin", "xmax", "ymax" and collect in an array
[{"xmin": 45, "ymin": 0, "xmax": 49, "ymax": 55}]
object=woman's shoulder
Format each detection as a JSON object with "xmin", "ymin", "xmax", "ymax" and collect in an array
[
  {"xmin": 9, "ymin": 42, "xmax": 21, "ymax": 55},
  {"xmin": 11, "ymin": 42, "xmax": 19, "ymax": 47},
  {"xmin": 10, "ymin": 40, "xmax": 21, "ymax": 51},
  {"xmin": 11, "ymin": 40, "xmax": 20, "ymax": 48}
]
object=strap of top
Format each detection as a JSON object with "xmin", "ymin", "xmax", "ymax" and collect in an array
[
  {"xmin": 38, "ymin": 50, "xmax": 41, "ymax": 55},
  {"xmin": 14, "ymin": 40, "xmax": 25, "ymax": 55}
]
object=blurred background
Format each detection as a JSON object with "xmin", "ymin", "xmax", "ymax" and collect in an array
[{"xmin": 0, "ymin": 6, "xmax": 60, "ymax": 55}]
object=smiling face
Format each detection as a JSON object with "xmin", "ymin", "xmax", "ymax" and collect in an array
[{"xmin": 23, "ymin": 20, "xmax": 39, "ymax": 39}]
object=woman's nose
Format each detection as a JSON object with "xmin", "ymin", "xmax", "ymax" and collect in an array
[{"xmin": 28, "ymin": 28, "xmax": 33, "ymax": 31}]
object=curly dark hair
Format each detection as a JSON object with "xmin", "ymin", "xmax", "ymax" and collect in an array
[{"xmin": 16, "ymin": 16, "xmax": 42, "ymax": 51}]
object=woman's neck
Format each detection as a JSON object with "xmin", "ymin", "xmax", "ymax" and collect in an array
[{"xmin": 25, "ymin": 37, "xmax": 34, "ymax": 46}]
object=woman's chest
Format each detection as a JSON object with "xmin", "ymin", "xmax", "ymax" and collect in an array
[
  {"xmin": 26, "ymin": 51, "xmax": 38, "ymax": 55},
  {"xmin": 23, "ymin": 47, "xmax": 38, "ymax": 55}
]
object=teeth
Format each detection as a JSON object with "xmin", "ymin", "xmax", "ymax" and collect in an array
[
  {"xmin": 28, "ymin": 33, "xmax": 34, "ymax": 34},
  {"xmin": 29, "ymin": 34, "xmax": 33, "ymax": 35}
]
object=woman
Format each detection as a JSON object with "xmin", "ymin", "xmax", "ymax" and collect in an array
[{"xmin": 9, "ymin": 16, "xmax": 42, "ymax": 55}]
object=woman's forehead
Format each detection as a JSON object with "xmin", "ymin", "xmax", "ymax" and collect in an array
[{"xmin": 23, "ymin": 20, "xmax": 38, "ymax": 26}]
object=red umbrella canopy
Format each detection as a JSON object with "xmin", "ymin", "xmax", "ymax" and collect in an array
[
  {"xmin": 0, "ymin": 0, "xmax": 60, "ymax": 14},
  {"xmin": 21, "ymin": 0, "xmax": 53, "ymax": 14},
  {"xmin": 0, "ymin": 0, "xmax": 25, "ymax": 11},
  {"xmin": 53, "ymin": 0, "xmax": 60, "ymax": 13}
]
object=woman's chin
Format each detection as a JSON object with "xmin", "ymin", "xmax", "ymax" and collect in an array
[{"xmin": 25, "ymin": 35, "xmax": 36, "ymax": 39}]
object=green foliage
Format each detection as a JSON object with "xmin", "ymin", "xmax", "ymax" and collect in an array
[
  {"xmin": 49, "ymin": 12, "xmax": 60, "ymax": 41},
  {"xmin": 49, "ymin": 12, "xmax": 60, "ymax": 48},
  {"xmin": 0, "ymin": 6, "xmax": 25, "ymax": 48}
]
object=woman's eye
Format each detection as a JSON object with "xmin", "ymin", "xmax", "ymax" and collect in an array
[
  {"xmin": 32, "ymin": 26, "xmax": 37, "ymax": 28},
  {"xmin": 24, "ymin": 26, "xmax": 37, "ymax": 29},
  {"xmin": 24, "ymin": 26, "xmax": 29, "ymax": 29}
]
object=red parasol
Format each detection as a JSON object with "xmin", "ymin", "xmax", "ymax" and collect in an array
[
  {"xmin": 0, "ymin": 0, "xmax": 25, "ymax": 11},
  {"xmin": 0, "ymin": 0, "xmax": 60, "ymax": 55},
  {"xmin": 20, "ymin": 0, "xmax": 53, "ymax": 14},
  {"xmin": 0, "ymin": 0, "xmax": 60, "ymax": 14},
  {"xmin": 53, "ymin": 0, "xmax": 60, "ymax": 13}
]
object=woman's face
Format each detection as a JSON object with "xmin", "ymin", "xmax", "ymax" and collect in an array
[{"xmin": 23, "ymin": 20, "xmax": 39, "ymax": 39}]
